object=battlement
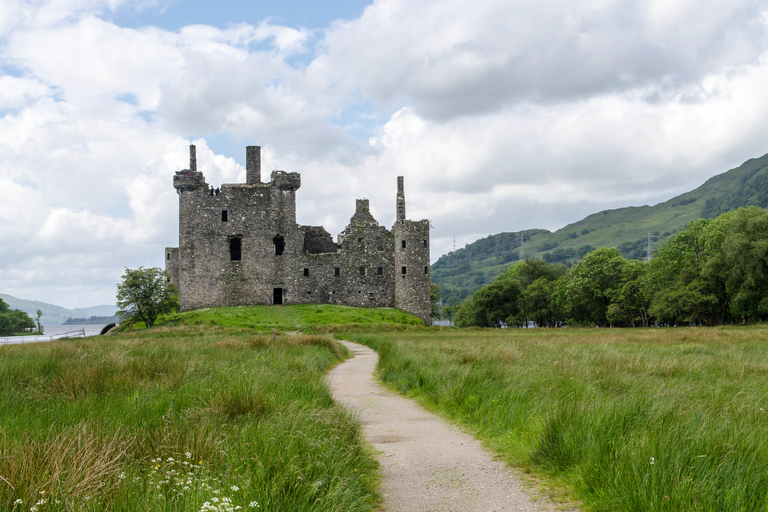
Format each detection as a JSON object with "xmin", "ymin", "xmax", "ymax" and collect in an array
[
  {"xmin": 173, "ymin": 170, "xmax": 206, "ymax": 192},
  {"xmin": 271, "ymin": 171, "xmax": 301, "ymax": 190}
]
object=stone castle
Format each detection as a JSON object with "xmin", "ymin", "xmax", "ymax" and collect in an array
[{"xmin": 165, "ymin": 145, "xmax": 431, "ymax": 325}]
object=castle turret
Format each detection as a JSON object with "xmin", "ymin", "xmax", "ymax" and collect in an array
[
  {"xmin": 173, "ymin": 144, "xmax": 207, "ymax": 192},
  {"xmin": 393, "ymin": 177, "xmax": 431, "ymax": 325}
]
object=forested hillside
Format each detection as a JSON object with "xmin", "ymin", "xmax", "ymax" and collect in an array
[
  {"xmin": 433, "ymin": 152, "xmax": 768, "ymax": 304},
  {"xmin": 454, "ymin": 206, "xmax": 768, "ymax": 327}
]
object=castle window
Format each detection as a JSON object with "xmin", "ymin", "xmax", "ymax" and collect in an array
[
  {"xmin": 377, "ymin": 243, "xmax": 383, "ymax": 251},
  {"xmin": 166, "ymin": 253, "xmax": 170, "ymax": 261},
  {"xmin": 401, "ymin": 240, "xmax": 407, "ymax": 249},
  {"xmin": 401, "ymin": 266, "xmax": 407, "ymax": 275},
  {"xmin": 167, "ymin": 277, "xmax": 171, "ymax": 282},
  {"xmin": 334, "ymin": 267, "xmax": 340, "ymax": 277},
  {"xmin": 273, "ymin": 235, "xmax": 285, "ymax": 256},
  {"xmin": 303, "ymin": 268, "xmax": 309, "ymax": 277},
  {"xmin": 377, "ymin": 266, "xmax": 383, "ymax": 275},
  {"xmin": 368, "ymin": 292, "xmax": 374, "ymax": 299},
  {"xmin": 359, "ymin": 266, "xmax": 365, "ymax": 276},
  {"xmin": 358, "ymin": 238, "xmax": 364, "ymax": 248},
  {"xmin": 425, "ymin": 266, "xmax": 429, "ymax": 274},
  {"xmin": 222, "ymin": 210, "xmax": 228, "ymax": 222},
  {"xmin": 423, "ymin": 239, "xmax": 428, "ymax": 248},
  {"xmin": 230, "ymin": 238, "xmax": 241, "ymax": 261}
]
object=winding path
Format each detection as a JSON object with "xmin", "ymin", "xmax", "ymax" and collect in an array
[{"xmin": 328, "ymin": 340, "xmax": 569, "ymax": 512}]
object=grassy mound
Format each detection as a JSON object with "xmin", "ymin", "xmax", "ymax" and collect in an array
[{"xmin": 156, "ymin": 304, "xmax": 425, "ymax": 332}]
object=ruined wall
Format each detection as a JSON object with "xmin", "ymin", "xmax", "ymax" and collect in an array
[
  {"xmin": 165, "ymin": 247, "xmax": 179, "ymax": 288},
  {"xmin": 167, "ymin": 145, "xmax": 431, "ymax": 324}
]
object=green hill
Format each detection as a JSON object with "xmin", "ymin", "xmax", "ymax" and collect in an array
[{"xmin": 433, "ymin": 152, "xmax": 768, "ymax": 304}]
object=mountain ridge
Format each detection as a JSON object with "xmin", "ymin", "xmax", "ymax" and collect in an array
[{"xmin": 0, "ymin": 293, "xmax": 116, "ymax": 325}]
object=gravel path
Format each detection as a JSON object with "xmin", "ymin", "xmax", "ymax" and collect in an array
[{"xmin": 328, "ymin": 340, "xmax": 570, "ymax": 512}]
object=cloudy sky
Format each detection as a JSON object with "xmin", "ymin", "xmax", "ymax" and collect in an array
[{"xmin": 2, "ymin": 0, "xmax": 768, "ymax": 309}]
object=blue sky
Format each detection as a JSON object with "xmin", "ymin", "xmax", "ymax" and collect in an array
[
  {"xmin": 112, "ymin": 0, "xmax": 371, "ymax": 31},
  {"xmin": 2, "ymin": 0, "xmax": 768, "ymax": 309}
]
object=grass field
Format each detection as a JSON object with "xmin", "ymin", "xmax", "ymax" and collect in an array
[
  {"xmin": 0, "ymin": 322, "xmax": 380, "ymax": 511},
  {"xmin": 345, "ymin": 325, "xmax": 768, "ymax": 512}
]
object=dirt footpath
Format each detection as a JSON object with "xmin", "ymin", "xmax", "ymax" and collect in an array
[{"xmin": 328, "ymin": 340, "xmax": 571, "ymax": 512}]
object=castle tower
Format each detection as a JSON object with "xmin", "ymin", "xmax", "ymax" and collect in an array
[{"xmin": 393, "ymin": 176, "xmax": 431, "ymax": 325}]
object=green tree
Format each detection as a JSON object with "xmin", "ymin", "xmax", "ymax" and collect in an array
[
  {"xmin": 116, "ymin": 267, "xmax": 179, "ymax": 327},
  {"xmin": 0, "ymin": 298, "xmax": 36, "ymax": 335},
  {"xmin": 430, "ymin": 283, "xmax": 443, "ymax": 320},
  {"xmin": 646, "ymin": 219, "xmax": 725, "ymax": 325},
  {"xmin": 564, "ymin": 247, "xmax": 627, "ymax": 326},
  {"xmin": 718, "ymin": 207, "xmax": 768, "ymax": 321},
  {"xmin": 35, "ymin": 309, "xmax": 44, "ymax": 334}
]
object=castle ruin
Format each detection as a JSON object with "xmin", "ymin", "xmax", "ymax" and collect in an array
[{"xmin": 165, "ymin": 145, "xmax": 431, "ymax": 325}]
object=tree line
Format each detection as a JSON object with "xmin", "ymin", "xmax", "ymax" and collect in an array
[
  {"xmin": 453, "ymin": 206, "xmax": 768, "ymax": 327},
  {"xmin": 0, "ymin": 298, "xmax": 36, "ymax": 336}
]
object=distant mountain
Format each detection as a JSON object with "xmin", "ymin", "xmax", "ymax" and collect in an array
[
  {"xmin": 0, "ymin": 293, "xmax": 117, "ymax": 325},
  {"xmin": 432, "ymin": 152, "xmax": 768, "ymax": 304}
]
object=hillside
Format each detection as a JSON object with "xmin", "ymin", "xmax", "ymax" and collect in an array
[
  {"xmin": 0, "ymin": 293, "xmax": 116, "ymax": 325},
  {"xmin": 433, "ymin": 152, "xmax": 768, "ymax": 304}
]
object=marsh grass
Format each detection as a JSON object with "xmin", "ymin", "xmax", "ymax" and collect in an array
[
  {"xmin": 0, "ymin": 327, "xmax": 379, "ymax": 511},
  {"xmin": 346, "ymin": 325, "xmax": 768, "ymax": 511}
]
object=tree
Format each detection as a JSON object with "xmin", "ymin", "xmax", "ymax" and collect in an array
[
  {"xmin": 0, "ymin": 298, "xmax": 36, "ymax": 335},
  {"xmin": 430, "ymin": 283, "xmax": 443, "ymax": 320},
  {"xmin": 564, "ymin": 247, "xmax": 627, "ymax": 326},
  {"xmin": 35, "ymin": 310, "xmax": 44, "ymax": 334},
  {"xmin": 116, "ymin": 267, "xmax": 179, "ymax": 327}
]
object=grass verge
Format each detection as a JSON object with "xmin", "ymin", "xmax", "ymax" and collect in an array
[
  {"xmin": 344, "ymin": 325, "xmax": 768, "ymax": 512},
  {"xmin": 0, "ymin": 324, "xmax": 379, "ymax": 511}
]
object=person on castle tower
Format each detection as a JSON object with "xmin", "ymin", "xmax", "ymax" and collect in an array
[
  {"xmin": 209, "ymin": 186, "xmax": 214, "ymax": 196},
  {"xmin": 215, "ymin": 187, "xmax": 220, "ymax": 196}
]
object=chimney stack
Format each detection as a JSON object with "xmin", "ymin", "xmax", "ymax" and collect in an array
[
  {"xmin": 189, "ymin": 145, "xmax": 197, "ymax": 172},
  {"xmin": 246, "ymin": 146, "xmax": 261, "ymax": 184},
  {"xmin": 396, "ymin": 176, "xmax": 406, "ymax": 222}
]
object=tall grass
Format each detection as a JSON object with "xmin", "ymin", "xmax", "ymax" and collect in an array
[
  {"xmin": 346, "ymin": 325, "xmax": 768, "ymax": 511},
  {"xmin": 0, "ymin": 326, "xmax": 379, "ymax": 511}
]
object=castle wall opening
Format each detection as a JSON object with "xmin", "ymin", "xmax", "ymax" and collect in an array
[
  {"xmin": 230, "ymin": 238, "xmax": 242, "ymax": 261},
  {"xmin": 273, "ymin": 288, "xmax": 283, "ymax": 305},
  {"xmin": 273, "ymin": 235, "xmax": 284, "ymax": 256}
]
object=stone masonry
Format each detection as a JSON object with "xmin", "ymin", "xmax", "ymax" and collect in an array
[{"xmin": 165, "ymin": 145, "xmax": 431, "ymax": 325}]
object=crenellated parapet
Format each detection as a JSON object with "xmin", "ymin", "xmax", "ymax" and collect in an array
[
  {"xmin": 271, "ymin": 171, "xmax": 301, "ymax": 190},
  {"xmin": 174, "ymin": 145, "xmax": 207, "ymax": 192}
]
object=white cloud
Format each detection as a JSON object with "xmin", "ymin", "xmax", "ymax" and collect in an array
[{"xmin": 2, "ymin": 0, "xmax": 768, "ymax": 308}]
